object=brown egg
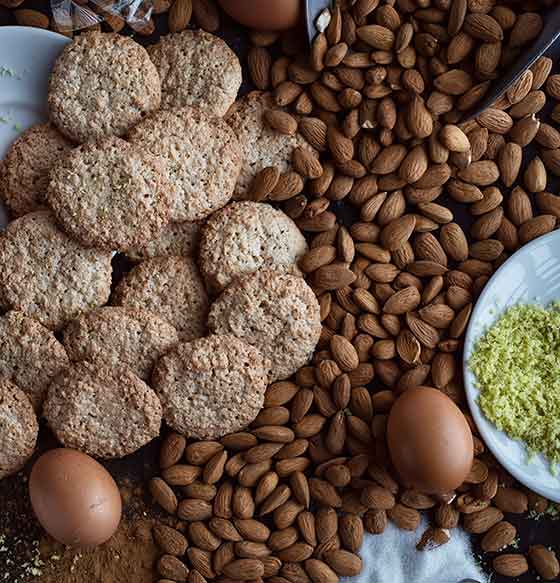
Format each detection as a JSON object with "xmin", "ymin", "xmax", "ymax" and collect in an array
[
  {"xmin": 219, "ymin": 0, "xmax": 301, "ymax": 31},
  {"xmin": 387, "ymin": 387, "xmax": 474, "ymax": 494},
  {"xmin": 29, "ymin": 449, "xmax": 122, "ymax": 547}
]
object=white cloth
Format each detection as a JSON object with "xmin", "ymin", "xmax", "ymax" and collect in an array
[{"xmin": 348, "ymin": 519, "xmax": 488, "ymax": 583}]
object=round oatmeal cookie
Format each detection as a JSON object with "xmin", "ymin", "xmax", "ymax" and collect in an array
[
  {"xmin": 0, "ymin": 379, "xmax": 38, "ymax": 479},
  {"xmin": 148, "ymin": 29, "xmax": 241, "ymax": 117},
  {"xmin": 153, "ymin": 334, "xmax": 268, "ymax": 439},
  {"xmin": 0, "ymin": 124, "xmax": 72, "ymax": 217},
  {"xmin": 0, "ymin": 211, "xmax": 113, "ymax": 330},
  {"xmin": 47, "ymin": 137, "xmax": 172, "ymax": 252},
  {"xmin": 209, "ymin": 269, "xmax": 322, "ymax": 382},
  {"xmin": 48, "ymin": 32, "xmax": 161, "ymax": 143},
  {"xmin": 127, "ymin": 108, "xmax": 241, "ymax": 222},
  {"xmin": 199, "ymin": 201, "xmax": 308, "ymax": 294},
  {"xmin": 0, "ymin": 311, "xmax": 69, "ymax": 412},
  {"xmin": 63, "ymin": 307, "xmax": 179, "ymax": 381},
  {"xmin": 126, "ymin": 220, "xmax": 201, "ymax": 262},
  {"xmin": 112, "ymin": 256, "xmax": 208, "ymax": 341},
  {"xmin": 44, "ymin": 361, "xmax": 162, "ymax": 459},
  {"xmin": 227, "ymin": 91, "xmax": 313, "ymax": 199}
]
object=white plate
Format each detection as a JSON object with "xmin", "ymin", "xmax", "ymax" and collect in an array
[
  {"xmin": 0, "ymin": 26, "xmax": 70, "ymax": 228},
  {"xmin": 463, "ymin": 229, "xmax": 560, "ymax": 502}
]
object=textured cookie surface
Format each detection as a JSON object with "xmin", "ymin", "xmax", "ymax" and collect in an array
[
  {"xmin": 209, "ymin": 270, "xmax": 322, "ymax": 381},
  {"xmin": 0, "ymin": 211, "xmax": 113, "ymax": 330},
  {"xmin": 148, "ymin": 30, "xmax": 241, "ymax": 117},
  {"xmin": 112, "ymin": 256, "xmax": 208, "ymax": 341},
  {"xmin": 44, "ymin": 361, "xmax": 162, "ymax": 459},
  {"xmin": 48, "ymin": 32, "xmax": 161, "ymax": 142},
  {"xmin": 0, "ymin": 124, "xmax": 72, "ymax": 217},
  {"xmin": 227, "ymin": 91, "xmax": 311, "ymax": 198},
  {"xmin": 64, "ymin": 307, "xmax": 179, "ymax": 381},
  {"xmin": 47, "ymin": 137, "xmax": 172, "ymax": 251},
  {"xmin": 200, "ymin": 201, "xmax": 307, "ymax": 293},
  {"xmin": 0, "ymin": 379, "xmax": 38, "ymax": 479},
  {"xmin": 128, "ymin": 108, "xmax": 241, "ymax": 222},
  {"xmin": 153, "ymin": 334, "xmax": 268, "ymax": 439},
  {"xmin": 0, "ymin": 311, "xmax": 69, "ymax": 412},
  {"xmin": 127, "ymin": 220, "xmax": 201, "ymax": 262}
]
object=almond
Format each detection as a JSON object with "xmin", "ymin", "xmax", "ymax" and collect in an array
[
  {"xmin": 519, "ymin": 215, "xmax": 556, "ymax": 244},
  {"xmin": 464, "ymin": 13, "xmax": 504, "ymax": 42},
  {"xmin": 325, "ymin": 549, "xmax": 362, "ymax": 576},
  {"xmin": 168, "ymin": 0, "xmax": 192, "ymax": 32},
  {"xmin": 380, "ymin": 215, "xmax": 416, "ymax": 251},
  {"xmin": 493, "ymin": 554, "xmax": 529, "ymax": 577},
  {"xmin": 153, "ymin": 524, "xmax": 189, "ymax": 556},
  {"xmin": 529, "ymin": 545, "xmax": 560, "ymax": 580},
  {"xmin": 399, "ymin": 145, "xmax": 429, "ymax": 183},
  {"xmin": 387, "ymin": 503, "xmax": 421, "ymax": 531},
  {"xmin": 416, "ymin": 526, "xmax": 450, "ymax": 551},
  {"xmin": 192, "ymin": 0, "xmax": 220, "ymax": 31},
  {"xmin": 327, "ymin": 126, "xmax": 354, "ymax": 163},
  {"xmin": 223, "ymin": 559, "xmax": 264, "ymax": 579},
  {"xmin": 384, "ymin": 286, "xmax": 421, "ymax": 315},
  {"xmin": 497, "ymin": 142, "xmax": 522, "ymax": 187},
  {"xmin": 158, "ymin": 555, "xmax": 189, "ymax": 582},
  {"xmin": 330, "ymin": 335, "xmax": 360, "ymax": 371},
  {"xmin": 356, "ymin": 24, "xmax": 395, "ymax": 50},
  {"xmin": 299, "ymin": 117, "xmax": 328, "ymax": 151},
  {"xmin": 440, "ymin": 222, "xmax": 469, "ymax": 261},
  {"xmin": 463, "ymin": 506, "xmax": 503, "ymax": 534},
  {"xmin": 149, "ymin": 477, "xmax": 178, "ymax": 514},
  {"xmin": 481, "ymin": 521, "xmax": 516, "ymax": 552},
  {"xmin": 434, "ymin": 69, "xmax": 473, "ymax": 96},
  {"xmin": 439, "ymin": 124, "xmax": 470, "ymax": 152},
  {"xmin": 160, "ymin": 432, "xmax": 187, "ymax": 469},
  {"xmin": 305, "ymin": 558, "xmax": 339, "ymax": 583},
  {"xmin": 524, "ymin": 156, "xmax": 547, "ymax": 193}
]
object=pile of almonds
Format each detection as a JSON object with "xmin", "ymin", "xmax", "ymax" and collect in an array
[
  {"xmin": 5, "ymin": 0, "xmax": 560, "ymax": 581},
  {"xmin": 145, "ymin": 0, "xmax": 560, "ymax": 582}
]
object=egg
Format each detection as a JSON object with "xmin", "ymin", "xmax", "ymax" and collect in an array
[
  {"xmin": 29, "ymin": 449, "xmax": 122, "ymax": 547},
  {"xmin": 387, "ymin": 387, "xmax": 474, "ymax": 494},
  {"xmin": 218, "ymin": 0, "xmax": 301, "ymax": 31}
]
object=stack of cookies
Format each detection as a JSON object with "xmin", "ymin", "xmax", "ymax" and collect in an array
[{"xmin": 0, "ymin": 29, "xmax": 321, "ymax": 475}]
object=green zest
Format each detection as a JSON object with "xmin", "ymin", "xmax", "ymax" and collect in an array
[{"xmin": 469, "ymin": 303, "xmax": 560, "ymax": 470}]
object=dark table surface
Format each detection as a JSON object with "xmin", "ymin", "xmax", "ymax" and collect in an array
[{"xmin": 1, "ymin": 3, "xmax": 560, "ymax": 583}]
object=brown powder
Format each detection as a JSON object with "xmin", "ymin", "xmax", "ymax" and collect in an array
[{"xmin": 33, "ymin": 518, "xmax": 159, "ymax": 583}]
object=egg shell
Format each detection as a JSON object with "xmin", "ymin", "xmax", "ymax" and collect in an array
[
  {"xmin": 387, "ymin": 387, "xmax": 474, "ymax": 494},
  {"xmin": 29, "ymin": 448, "xmax": 122, "ymax": 547},
  {"xmin": 218, "ymin": 0, "xmax": 301, "ymax": 31}
]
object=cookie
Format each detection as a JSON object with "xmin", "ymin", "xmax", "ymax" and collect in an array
[
  {"xmin": 227, "ymin": 91, "xmax": 312, "ymax": 198},
  {"xmin": 127, "ymin": 108, "xmax": 241, "ymax": 222},
  {"xmin": 48, "ymin": 32, "xmax": 161, "ymax": 143},
  {"xmin": 153, "ymin": 334, "xmax": 268, "ymax": 439},
  {"xmin": 112, "ymin": 256, "xmax": 208, "ymax": 341},
  {"xmin": 63, "ymin": 307, "xmax": 179, "ymax": 382},
  {"xmin": 148, "ymin": 30, "xmax": 241, "ymax": 117},
  {"xmin": 0, "ymin": 379, "xmax": 38, "ymax": 479},
  {"xmin": 0, "ymin": 211, "xmax": 113, "ymax": 330},
  {"xmin": 126, "ymin": 220, "xmax": 201, "ymax": 262},
  {"xmin": 0, "ymin": 311, "xmax": 69, "ymax": 412},
  {"xmin": 44, "ymin": 361, "xmax": 162, "ymax": 459},
  {"xmin": 47, "ymin": 136, "xmax": 173, "ymax": 252},
  {"xmin": 199, "ymin": 201, "xmax": 308, "ymax": 294},
  {"xmin": 0, "ymin": 124, "xmax": 72, "ymax": 217},
  {"xmin": 209, "ymin": 269, "xmax": 322, "ymax": 381}
]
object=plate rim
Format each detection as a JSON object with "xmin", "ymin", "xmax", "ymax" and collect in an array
[
  {"xmin": 0, "ymin": 25, "xmax": 70, "ymax": 42},
  {"xmin": 463, "ymin": 228, "xmax": 560, "ymax": 501}
]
